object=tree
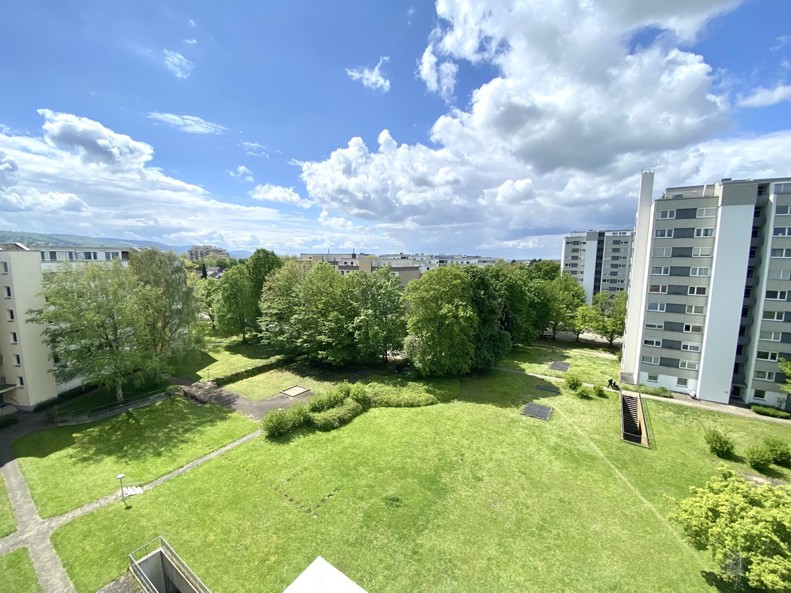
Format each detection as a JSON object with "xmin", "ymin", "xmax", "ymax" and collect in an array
[
  {"xmin": 28, "ymin": 262, "xmax": 158, "ymax": 401},
  {"xmin": 546, "ymin": 274, "xmax": 586, "ymax": 338},
  {"xmin": 404, "ymin": 267, "xmax": 478, "ymax": 376},
  {"xmin": 669, "ymin": 466, "xmax": 791, "ymax": 591},
  {"xmin": 586, "ymin": 291, "xmax": 628, "ymax": 346},
  {"xmin": 259, "ymin": 258, "xmax": 309, "ymax": 355},
  {"xmin": 523, "ymin": 259, "xmax": 560, "ymax": 282},
  {"xmin": 568, "ymin": 304, "xmax": 594, "ymax": 342},
  {"xmin": 485, "ymin": 263, "xmax": 537, "ymax": 346},
  {"xmin": 200, "ymin": 262, "xmax": 208, "ymax": 279},
  {"xmin": 196, "ymin": 276, "xmax": 220, "ymax": 331},
  {"xmin": 347, "ymin": 266, "xmax": 406, "ymax": 363},
  {"xmin": 464, "ymin": 266, "xmax": 511, "ymax": 369},
  {"xmin": 217, "ymin": 264, "xmax": 257, "ymax": 343},
  {"xmin": 246, "ymin": 248, "xmax": 282, "ymax": 317},
  {"xmin": 129, "ymin": 249, "xmax": 200, "ymax": 369}
]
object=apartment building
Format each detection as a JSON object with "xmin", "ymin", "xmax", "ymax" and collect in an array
[
  {"xmin": 621, "ymin": 171, "xmax": 791, "ymax": 410},
  {"xmin": 561, "ymin": 230, "xmax": 633, "ymax": 303},
  {"xmin": 0, "ymin": 244, "xmax": 135, "ymax": 411},
  {"xmin": 187, "ymin": 245, "xmax": 229, "ymax": 261}
]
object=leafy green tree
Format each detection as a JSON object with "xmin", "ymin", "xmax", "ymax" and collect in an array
[
  {"xmin": 523, "ymin": 259, "xmax": 560, "ymax": 282},
  {"xmin": 129, "ymin": 249, "xmax": 200, "ymax": 368},
  {"xmin": 546, "ymin": 274, "xmax": 586, "ymax": 339},
  {"xmin": 669, "ymin": 466, "xmax": 791, "ymax": 591},
  {"xmin": 485, "ymin": 263, "xmax": 537, "ymax": 346},
  {"xmin": 586, "ymin": 291, "xmax": 628, "ymax": 346},
  {"xmin": 464, "ymin": 266, "xmax": 511, "ymax": 369},
  {"xmin": 28, "ymin": 262, "xmax": 158, "ymax": 401},
  {"xmin": 404, "ymin": 267, "xmax": 477, "ymax": 376},
  {"xmin": 258, "ymin": 258, "xmax": 309, "ymax": 355},
  {"xmin": 246, "ymin": 248, "xmax": 282, "ymax": 316},
  {"xmin": 197, "ymin": 276, "xmax": 220, "ymax": 331},
  {"xmin": 348, "ymin": 266, "xmax": 406, "ymax": 363},
  {"xmin": 217, "ymin": 264, "xmax": 257, "ymax": 343},
  {"xmin": 568, "ymin": 304, "xmax": 594, "ymax": 342}
]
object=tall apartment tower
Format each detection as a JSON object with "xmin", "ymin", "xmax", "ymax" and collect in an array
[
  {"xmin": 561, "ymin": 230, "xmax": 634, "ymax": 303},
  {"xmin": 621, "ymin": 175, "xmax": 791, "ymax": 410}
]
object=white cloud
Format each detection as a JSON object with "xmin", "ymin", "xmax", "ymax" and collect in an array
[
  {"xmin": 183, "ymin": 38, "xmax": 198, "ymax": 45},
  {"xmin": 738, "ymin": 83, "xmax": 791, "ymax": 108},
  {"xmin": 163, "ymin": 50, "xmax": 195, "ymax": 79},
  {"xmin": 346, "ymin": 56, "xmax": 391, "ymax": 93},
  {"xmin": 250, "ymin": 183, "xmax": 311, "ymax": 208},
  {"xmin": 188, "ymin": 19, "xmax": 197, "ymax": 27},
  {"xmin": 239, "ymin": 140, "xmax": 269, "ymax": 158},
  {"xmin": 418, "ymin": 43, "xmax": 457, "ymax": 101},
  {"xmin": 229, "ymin": 165, "xmax": 254, "ymax": 183},
  {"xmin": 772, "ymin": 35, "xmax": 790, "ymax": 51},
  {"xmin": 147, "ymin": 112, "xmax": 226, "ymax": 134}
]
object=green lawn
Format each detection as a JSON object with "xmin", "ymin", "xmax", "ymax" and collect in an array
[
  {"xmin": 0, "ymin": 474, "xmax": 16, "ymax": 538},
  {"xmin": 501, "ymin": 340, "xmax": 621, "ymax": 386},
  {"xmin": 13, "ymin": 398, "xmax": 257, "ymax": 518},
  {"xmin": 55, "ymin": 377, "xmax": 170, "ymax": 416},
  {"xmin": 225, "ymin": 367, "xmax": 337, "ymax": 400},
  {"xmin": 172, "ymin": 336, "xmax": 281, "ymax": 382},
  {"xmin": 51, "ymin": 369, "xmax": 790, "ymax": 593},
  {"xmin": 0, "ymin": 548, "xmax": 41, "ymax": 593}
]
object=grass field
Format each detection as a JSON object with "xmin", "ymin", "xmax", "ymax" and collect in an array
[
  {"xmin": 172, "ymin": 337, "xmax": 280, "ymax": 382},
  {"xmin": 51, "ymin": 370, "xmax": 790, "ymax": 593},
  {"xmin": 55, "ymin": 378, "xmax": 170, "ymax": 416},
  {"xmin": 13, "ymin": 398, "xmax": 257, "ymax": 518},
  {"xmin": 0, "ymin": 548, "xmax": 41, "ymax": 593},
  {"xmin": 501, "ymin": 340, "xmax": 621, "ymax": 386},
  {"xmin": 0, "ymin": 474, "xmax": 15, "ymax": 538}
]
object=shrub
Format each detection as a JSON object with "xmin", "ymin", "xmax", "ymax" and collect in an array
[
  {"xmin": 762, "ymin": 437, "xmax": 791, "ymax": 467},
  {"xmin": 0, "ymin": 415, "xmax": 18, "ymax": 430},
  {"xmin": 745, "ymin": 444, "xmax": 774, "ymax": 473},
  {"xmin": 307, "ymin": 384, "xmax": 350, "ymax": 413},
  {"xmin": 751, "ymin": 405, "xmax": 791, "ymax": 419},
  {"xmin": 575, "ymin": 387, "xmax": 591, "ymax": 399},
  {"xmin": 565, "ymin": 375, "xmax": 582, "ymax": 391},
  {"xmin": 262, "ymin": 405, "xmax": 309, "ymax": 438},
  {"xmin": 593, "ymin": 385, "xmax": 606, "ymax": 398},
  {"xmin": 703, "ymin": 428, "xmax": 735, "ymax": 459},
  {"xmin": 368, "ymin": 388, "xmax": 438, "ymax": 408},
  {"xmin": 349, "ymin": 383, "xmax": 371, "ymax": 408},
  {"xmin": 310, "ymin": 399, "xmax": 364, "ymax": 431}
]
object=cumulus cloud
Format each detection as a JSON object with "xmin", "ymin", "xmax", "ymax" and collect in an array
[
  {"xmin": 183, "ymin": 38, "xmax": 198, "ymax": 45},
  {"xmin": 346, "ymin": 56, "xmax": 391, "ymax": 92},
  {"xmin": 418, "ymin": 43, "xmax": 458, "ymax": 101},
  {"xmin": 738, "ymin": 83, "xmax": 791, "ymax": 108},
  {"xmin": 229, "ymin": 165, "xmax": 254, "ymax": 183},
  {"xmin": 250, "ymin": 183, "xmax": 311, "ymax": 208},
  {"xmin": 163, "ymin": 50, "xmax": 195, "ymax": 79},
  {"xmin": 147, "ymin": 112, "xmax": 226, "ymax": 134}
]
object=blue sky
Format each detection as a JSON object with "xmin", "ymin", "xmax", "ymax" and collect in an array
[{"xmin": 1, "ymin": 0, "xmax": 790, "ymax": 258}]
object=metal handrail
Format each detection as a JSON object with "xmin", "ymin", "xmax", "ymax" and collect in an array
[
  {"xmin": 127, "ymin": 536, "xmax": 212, "ymax": 593},
  {"xmin": 160, "ymin": 537, "xmax": 212, "ymax": 593}
]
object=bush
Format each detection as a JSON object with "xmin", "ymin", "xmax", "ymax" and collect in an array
[
  {"xmin": 745, "ymin": 444, "xmax": 774, "ymax": 473},
  {"xmin": 751, "ymin": 405, "xmax": 791, "ymax": 419},
  {"xmin": 565, "ymin": 375, "xmax": 582, "ymax": 391},
  {"xmin": 349, "ymin": 383, "xmax": 371, "ymax": 408},
  {"xmin": 703, "ymin": 428, "xmax": 735, "ymax": 459},
  {"xmin": 368, "ymin": 387, "xmax": 438, "ymax": 408},
  {"xmin": 575, "ymin": 387, "xmax": 591, "ymax": 399},
  {"xmin": 0, "ymin": 415, "xmax": 18, "ymax": 430},
  {"xmin": 593, "ymin": 385, "xmax": 606, "ymax": 398},
  {"xmin": 310, "ymin": 399, "xmax": 364, "ymax": 431},
  {"xmin": 262, "ymin": 405, "xmax": 309, "ymax": 438},
  {"xmin": 762, "ymin": 437, "xmax": 791, "ymax": 467},
  {"xmin": 307, "ymin": 383, "xmax": 351, "ymax": 413}
]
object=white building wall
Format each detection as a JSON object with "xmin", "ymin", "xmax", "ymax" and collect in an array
[{"xmin": 582, "ymin": 235, "xmax": 598, "ymax": 303}]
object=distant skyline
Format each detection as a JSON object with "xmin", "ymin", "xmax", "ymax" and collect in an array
[{"xmin": 2, "ymin": 0, "xmax": 791, "ymax": 259}]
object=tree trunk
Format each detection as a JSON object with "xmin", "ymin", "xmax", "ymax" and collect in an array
[{"xmin": 115, "ymin": 377, "xmax": 124, "ymax": 402}]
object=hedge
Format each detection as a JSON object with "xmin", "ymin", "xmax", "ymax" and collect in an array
[
  {"xmin": 310, "ymin": 399, "xmax": 364, "ymax": 431},
  {"xmin": 307, "ymin": 383, "xmax": 351, "ymax": 413},
  {"xmin": 0, "ymin": 415, "xmax": 18, "ymax": 430},
  {"xmin": 751, "ymin": 405, "xmax": 790, "ymax": 419},
  {"xmin": 262, "ymin": 405, "xmax": 310, "ymax": 438}
]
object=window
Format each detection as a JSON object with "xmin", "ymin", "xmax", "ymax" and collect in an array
[
  {"xmin": 776, "ymin": 205, "xmax": 791, "ymax": 215},
  {"xmin": 766, "ymin": 290, "xmax": 788, "ymax": 300},
  {"xmin": 777, "ymin": 182, "xmax": 791, "ymax": 193},
  {"xmin": 760, "ymin": 331, "xmax": 782, "ymax": 341},
  {"xmin": 13, "ymin": 354, "xmax": 20, "ymax": 366},
  {"xmin": 774, "ymin": 227, "xmax": 791, "ymax": 236},
  {"xmin": 763, "ymin": 310, "xmax": 784, "ymax": 321},
  {"xmin": 3, "ymin": 286, "xmax": 9, "ymax": 298},
  {"xmin": 692, "ymin": 247, "xmax": 713, "ymax": 257},
  {"xmin": 0, "ymin": 262, "xmax": 7, "ymax": 274},
  {"xmin": 757, "ymin": 351, "xmax": 779, "ymax": 361},
  {"xmin": 643, "ymin": 338, "xmax": 662, "ymax": 347},
  {"xmin": 690, "ymin": 267, "xmax": 710, "ymax": 277},
  {"xmin": 754, "ymin": 370, "xmax": 776, "ymax": 381},
  {"xmin": 17, "ymin": 376, "xmax": 24, "ymax": 387},
  {"xmin": 48, "ymin": 251, "xmax": 57, "ymax": 261},
  {"xmin": 651, "ymin": 266, "xmax": 670, "ymax": 275},
  {"xmin": 696, "ymin": 207, "xmax": 716, "ymax": 218},
  {"xmin": 683, "ymin": 324, "xmax": 703, "ymax": 333},
  {"xmin": 677, "ymin": 378, "xmax": 689, "ymax": 387},
  {"xmin": 681, "ymin": 342, "xmax": 701, "ymax": 352},
  {"xmin": 649, "ymin": 284, "xmax": 668, "ymax": 294},
  {"xmin": 686, "ymin": 305, "xmax": 705, "ymax": 315},
  {"xmin": 769, "ymin": 269, "xmax": 791, "ymax": 280},
  {"xmin": 10, "ymin": 331, "xmax": 17, "ymax": 344},
  {"xmin": 645, "ymin": 321, "xmax": 664, "ymax": 330},
  {"xmin": 6, "ymin": 310, "xmax": 13, "ymax": 321},
  {"xmin": 657, "ymin": 210, "xmax": 676, "ymax": 219},
  {"xmin": 754, "ymin": 389, "xmax": 766, "ymax": 400},
  {"xmin": 655, "ymin": 229, "xmax": 674, "ymax": 238},
  {"xmin": 642, "ymin": 355, "xmax": 660, "ymax": 365},
  {"xmin": 647, "ymin": 302, "xmax": 666, "ymax": 312},
  {"xmin": 679, "ymin": 360, "xmax": 699, "ymax": 370},
  {"xmin": 647, "ymin": 374, "xmax": 658, "ymax": 383},
  {"xmin": 653, "ymin": 247, "xmax": 672, "ymax": 257},
  {"xmin": 688, "ymin": 286, "xmax": 707, "ymax": 296},
  {"xmin": 694, "ymin": 228, "xmax": 715, "ymax": 238}
]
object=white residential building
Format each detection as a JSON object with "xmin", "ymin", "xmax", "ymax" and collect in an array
[{"xmin": 561, "ymin": 230, "xmax": 634, "ymax": 303}]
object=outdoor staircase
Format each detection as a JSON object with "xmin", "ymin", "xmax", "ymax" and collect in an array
[
  {"xmin": 122, "ymin": 485, "xmax": 144, "ymax": 496},
  {"xmin": 620, "ymin": 392, "xmax": 649, "ymax": 447}
]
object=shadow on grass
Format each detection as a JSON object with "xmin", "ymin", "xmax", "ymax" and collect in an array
[
  {"xmin": 701, "ymin": 570, "xmax": 762, "ymax": 593},
  {"xmin": 458, "ymin": 368, "xmax": 563, "ymax": 408}
]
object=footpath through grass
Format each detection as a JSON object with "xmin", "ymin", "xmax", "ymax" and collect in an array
[
  {"xmin": 13, "ymin": 398, "xmax": 257, "ymax": 518},
  {"xmin": 0, "ymin": 474, "xmax": 15, "ymax": 538},
  {"xmin": 501, "ymin": 340, "xmax": 620, "ymax": 386},
  {"xmin": 0, "ymin": 547, "xmax": 41, "ymax": 593},
  {"xmin": 52, "ymin": 369, "xmax": 789, "ymax": 593}
]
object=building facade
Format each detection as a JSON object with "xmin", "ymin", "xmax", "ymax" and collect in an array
[
  {"xmin": 561, "ymin": 230, "xmax": 633, "ymax": 303},
  {"xmin": 621, "ymin": 172, "xmax": 791, "ymax": 410},
  {"xmin": 0, "ymin": 244, "xmax": 135, "ymax": 411},
  {"xmin": 187, "ymin": 245, "xmax": 229, "ymax": 261}
]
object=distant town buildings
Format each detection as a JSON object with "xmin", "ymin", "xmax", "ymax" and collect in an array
[
  {"xmin": 621, "ymin": 172, "xmax": 791, "ymax": 411},
  {"xmin": 187, "ymin": 245, "xmax": 229, "ymax": 261},
  {"xmin": 561, "ymin": 230, "xmax": 633, "ymax": 303}
]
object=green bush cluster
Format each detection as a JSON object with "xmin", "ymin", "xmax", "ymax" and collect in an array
[
  {"xmin": 262, "ymin": 405, "xmax": 310, "ymax": 438},
  {"xmin": 763, "ymin": 437, "xmax": 791, "ymax": 467},
  {"xmin": 745, "ymin": 444, "xmax": 774, "ymax": 473},
  {"xmin": 349, "ymin": 383, "xmax": 372, "ymax": 408},
  {"xmin": 593, "ymin": 385, "xmax": 606, "ymax": 398},
  {"xmin": 0, "ymin": 415, "xmax": 18, "ymax": 430},
  {"xmin": 307, "ymin": 382, "xmax": 351, "ymax": 413},
  {"xmin": 565, "ymin": 375, "xmax": 582, "ymax": 390},
  {"xmin": 369, "ymin": 390, "xmax": 438, "ymax": 408},
  {"xmin": 310, "ymin": 399, "xmax": 364, "ymax": 431},
  {"xmin": 751, "ymin": 405, "xmax": 791, "ymax": 419},
  {"xmin": 575, "ymin": 387, "xmax": 591, "ymax": 399},
  {"xmin": 703, "ymin": 428, "xmax": 735, "ymax": 459}
]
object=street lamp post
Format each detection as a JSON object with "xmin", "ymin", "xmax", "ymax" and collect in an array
[{"xmin": 117, "ymin": 473, "xmax": 129, "ymax": 508}]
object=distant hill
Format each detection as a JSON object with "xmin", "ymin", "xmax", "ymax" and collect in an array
[{"xmin": 0, "ymin": 231, "xmax": 189, "ymax": 252}]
